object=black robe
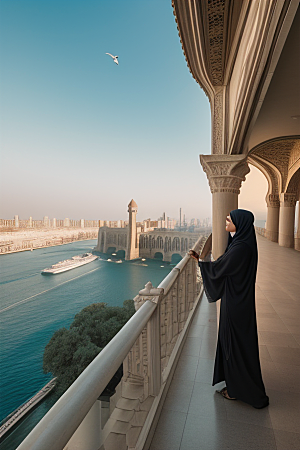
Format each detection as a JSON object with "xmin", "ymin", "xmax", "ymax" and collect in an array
[{"xmin": 199, "ymin": 209, "xmax": 269, "ymax": 409}]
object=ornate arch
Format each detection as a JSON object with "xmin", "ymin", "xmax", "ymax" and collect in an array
[
  {"xmin": 248, "ymin": 155, "xmax": 280, "ymax": 206},
  {"xmin": 249, "ymin": 136, "xmax": 300, "ymax": 197}
]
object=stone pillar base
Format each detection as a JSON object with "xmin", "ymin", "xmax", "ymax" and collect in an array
[
  {"xmin": 278, "ymin": 194, "xmax": 296, "ymax": 248},
  {"xmin": 265, "ymin": 229, "xmax": 278, "ymax": 242},
  {"xmin": 265, "ymin": 201, "xmax": 280, "ymax": 243}
]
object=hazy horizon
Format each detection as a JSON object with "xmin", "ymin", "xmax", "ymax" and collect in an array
[{"xmin": 0, "ymin": 1, "xmax": 268, "ymax": 223}]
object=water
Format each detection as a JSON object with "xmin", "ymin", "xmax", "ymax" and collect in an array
[{"xmin": 0, "ymin": 240, "xmax": 172, "ymax": 449}]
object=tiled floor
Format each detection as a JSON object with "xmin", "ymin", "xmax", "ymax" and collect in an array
[{"xmin": 150, "ymin": 235, "xmax": 300, "ymax": 450}]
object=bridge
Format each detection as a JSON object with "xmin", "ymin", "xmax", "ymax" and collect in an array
[
  {"xmin": 95, "ymin": 226, "xmax": 211, "ymax": 262},
  {"xmin": 95, "ymin": 226, "xmax": 128, "ymax": 257},
  {"xmin": 139, "ymin": 229, "xmax": 210, "ymax": 262}
]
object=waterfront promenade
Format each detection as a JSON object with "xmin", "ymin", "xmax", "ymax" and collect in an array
[
  {"xmin": 0, "ymin": 379, "xmax": 56, "ymax": 441},
  {"xmin": 0, "ymin": 228, "xmax": 98, "ymax": 254},
  {"xmin": 150, "ymin": 234, "xmax": 300, "ymax": 450}
]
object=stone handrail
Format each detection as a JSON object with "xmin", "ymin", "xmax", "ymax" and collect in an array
[{"xmin": 17, "ymin": 234, "xmax": 210, "ymax": 450}]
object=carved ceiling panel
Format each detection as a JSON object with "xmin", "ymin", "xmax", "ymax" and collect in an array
[
  {"xmin": 250, "ymin": 137, "xmax": 300, "ymax": 192},
  {"xmin": 289, "ymin": 141, "xmax": 300, "ymax": 171},
  {"xmin": 286, "ymin": 168, "xmax": 300, "ymax": 199}
]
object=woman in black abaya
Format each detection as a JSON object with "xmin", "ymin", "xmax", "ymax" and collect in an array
[{"xmin": 190, "ymin": 209, "xmax": 269, "ymax": 409}]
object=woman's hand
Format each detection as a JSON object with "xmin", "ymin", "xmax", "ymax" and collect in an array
[{"xmin": 188, "ymin": 249, "xmax": 199, "ymax": 260}]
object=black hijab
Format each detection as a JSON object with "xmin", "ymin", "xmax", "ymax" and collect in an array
[
  {"xmin": 200, "ymin": 209, "xmax": 258, "ymax": 303},
  {"xmin": 226, "ymin": 209, "xmax": 257, "ymax": 256}
]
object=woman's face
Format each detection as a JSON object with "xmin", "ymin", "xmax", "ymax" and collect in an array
[{"xmin": 225, "ymin": 215, "xmax": 236, "ymax": 233}]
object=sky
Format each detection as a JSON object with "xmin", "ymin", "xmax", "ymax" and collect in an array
[{"xmin": 0, "ymin": 0, "xmax": 267, "ymax": 223}]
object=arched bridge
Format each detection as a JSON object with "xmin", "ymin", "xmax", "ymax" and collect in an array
[{"xmin": 139, "ymin": 230, "xmax": 210, "ymax": 262}]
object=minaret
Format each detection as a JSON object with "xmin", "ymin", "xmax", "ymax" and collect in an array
[{"xmin": 126, "ymin": 199, "xmax": 139, "ymax": 260}]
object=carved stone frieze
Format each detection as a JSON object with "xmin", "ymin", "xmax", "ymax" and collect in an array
[
  {"xmin": 171, "ymin": 0, "xmax": 233, "ymax": 103},
  {"xmin": 266, "ymin": 194, "xmax": 280, "ymax": 208},
  {"xmin": 213, "ymin": 86, "xmax": 224, "ymax": 154},
  {"xmin": 280, "ymin": 193, "xmax": 297, "ymax": 208},
  {"xmin": 200, "ymin": 154, "xmax": 249, "ymax": 194},
  {"xmin": 207, "ymin": 0, "xmax": 226, "ymax": 85}
]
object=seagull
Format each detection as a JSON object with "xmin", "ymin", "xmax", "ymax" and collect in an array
[{"xmin": 106, "ymin": 53, "xmax": 119, "ymax": 65}]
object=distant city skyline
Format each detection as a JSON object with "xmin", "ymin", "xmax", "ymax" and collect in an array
[
  {"xmin": 2, "ymin": 210, "xmax": 210, "ymax": 225},
  {"xmin": 0, "ymin": 1, "xmax": 267, "ymax": 223}
]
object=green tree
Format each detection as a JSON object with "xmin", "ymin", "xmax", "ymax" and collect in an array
[{"xmin": 43, "ymin": 300, "xmax": 135, "ymax": 393}]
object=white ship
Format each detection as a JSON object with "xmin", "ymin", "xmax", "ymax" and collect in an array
[{"xmin": 41, "ymin": 253, "xmax": 98, "ymax": 274}]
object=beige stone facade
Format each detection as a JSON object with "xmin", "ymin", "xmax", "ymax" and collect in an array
[{"xmin": 172, "ymin": 0, "xmax": 300, "ymax": 257}]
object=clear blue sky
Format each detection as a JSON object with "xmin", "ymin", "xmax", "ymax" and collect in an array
[{"xmin": 0, "ymin": 0, "xmax": 267, "ymax": 222}]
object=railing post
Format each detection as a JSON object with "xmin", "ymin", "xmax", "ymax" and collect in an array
[
  {"xmin": 147, "ymin": 307, "xmax": 161, "ymax": 396},
  {"xmin": 135, "ymin": 282, "xmax": 163, "ymax": 397},
  {"xmin": 63, "ymin": 400, "xmax": 102, "ymax": 450}
]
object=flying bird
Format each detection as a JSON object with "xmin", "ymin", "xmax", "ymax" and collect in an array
[{"xmin": 106, "ymin": 53, "xmax": 119, "ymax": 65}]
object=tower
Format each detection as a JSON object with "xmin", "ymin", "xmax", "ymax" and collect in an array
[{"xmin": 126, "ymin": 199, "xmax": 139, "ymax": 260}]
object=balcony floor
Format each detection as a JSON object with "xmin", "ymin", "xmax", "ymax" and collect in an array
[{"xmin": 150, "ymin": 234, "xmax": 300, "ymax": 450}]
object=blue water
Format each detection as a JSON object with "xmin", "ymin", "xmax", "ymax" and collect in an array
[{"xmin": 0, "ymin": 240, "xmax": 171, "ymax": 449}]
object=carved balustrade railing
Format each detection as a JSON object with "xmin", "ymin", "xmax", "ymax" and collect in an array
[
  {"xmin": 255, "ymin": 227, "xmax": 267, "ymax": 237},
  {"xmin": 17, "ymin": 234, "xmax": 210, "ymax": 450}
]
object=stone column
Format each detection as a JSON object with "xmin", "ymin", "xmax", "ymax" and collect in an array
[
  {"xmin": 278, "ymin": 193, "xmax": 296, "ymax": 248},
  {"xmin": 265, "ymin": 194, "xmax": 280, "ymax": 242},
  {"xmin": 80, "ymin": 219, "xmax": 84, "ymax": 228},
  {"xmin": 295, "ymin": 201, "xmax": 300, "ymax": 251},
  {"xmin": 200, "ymin": 155, "xmax": 250, "ymax": 259}
]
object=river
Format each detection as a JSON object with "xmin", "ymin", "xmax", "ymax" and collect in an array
[{"xmin": 0, "ymin": 239, "xmax": 172, "ymax": 449}]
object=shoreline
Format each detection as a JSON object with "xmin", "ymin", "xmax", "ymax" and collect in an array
[
  {"xmin": 0, "ymin": 236, "xmax": 98, "ymax": 256},
  {"xmin": 0, "ymin": 379, "xmax": 57, "ymax": 442},
  {"xmin": 0, "ymin": 228, "xmax": 98, "ymax": 256}
]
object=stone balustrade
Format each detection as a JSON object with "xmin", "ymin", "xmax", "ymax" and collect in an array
[
  {"xmin": 255, "ymin": 227, "xmax": 267, "ymax": 238},
  {"xmin": 16, "ymin": 234, "xmax": 210, "ymax": 450}
]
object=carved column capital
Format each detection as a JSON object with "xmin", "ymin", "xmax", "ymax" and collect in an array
[
  {"xmin": 280, "ymin": 193, "xmax": 297, "ymax": 207},
  {"xmin": 200, "ymin": 154, "xmax": 250, "ymax": 194},
  {"xmin": 266, "ymin": 194, "xmax": 280, "ymax": 208}
]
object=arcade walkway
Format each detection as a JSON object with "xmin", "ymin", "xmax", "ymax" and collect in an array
[{"xmin": 150, "ymin": 234, "xmax": 300, "ymax": 450}]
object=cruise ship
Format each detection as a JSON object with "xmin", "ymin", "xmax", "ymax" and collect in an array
[{"xmin": 41, "ymin": 253, "xmax": 98, "ymax": 274}]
